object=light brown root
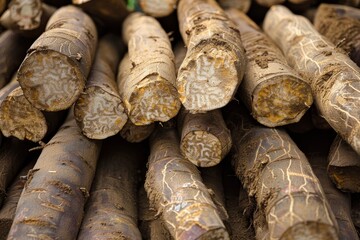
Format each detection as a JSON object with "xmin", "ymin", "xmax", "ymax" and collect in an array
[
  {"xmin": 281, "ymin": 221, "xmax": 338, "ymax": 240},
  {"xmin": 252, "ymin": 77, "xmax": 312, "ymax": 127},
  {"xmin": 177, "ymin": 45, "xmax": 239, "ymax": 112},
  {"xmin": 9, "ymin": 0, "xmax": 42, "ymax": 30},
  {"xmin": 74, "ymin": 86, "xmax": 128, "ymax": 139},
  {"xmin": 129, "ymin": 77, "xmax": 181, "ymax": 125},
  {"xmin": 0, "ymin": 87, "xmax": 47, "ymax": 142},
  {"xmin": 139, "ymin": 0, "xmax": 177, "ymax": 17},
  {"xmin": 180, "ymin": 131, "xmax": 222, "ymax": 167},
  {"xmin": 18, "ymin": 50, "xmax": 85, "ymax": 111}
]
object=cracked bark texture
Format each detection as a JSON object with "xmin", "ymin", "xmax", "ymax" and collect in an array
[
  {"xmin": 177, "ymin": 108, "xmax": 232, "ymax": 167},
  {"xmin": 0, "ymin": 1, "xmax": 56, "ymax": 38},
  {"xmin": 0, "ymin": 159, "xmax": 36, "ymax": 240},
  {"xmin": 0, "ymin": 30, "xmax": 32, "ymax": 89},
  {"xmin": 226, "ymin": 9, "xmax": 312, "ymax": 127},
  {"xmin": 314, "ymin": 4, "xmax": 360, "ymax": 68},
  {"xmin": 263, "ymin": 5, "xmax": 360, "ymax": 156},
  {"xmin": 17, "ymin": 5, "xmax": 98, "ymax": 111},
  {"xmin": 145, "ymin": 125, "xmax": 229, "ymax": 239},
  {"xmin": 225, "ymin": 102, "xmax": 338, "ymax": 240},
  {"xmin": 7, "ymin": 112, "xmax": 102, "ymax": 239},
  {"xmin": 327, "ymin": 135, "xmax": 360, "ymax": 192},
  {"xmin": 139, "ymin": 0, "xmax": 177, "ymax": 17},
  {"xmin": 119, "ymin": 12, "xmax": 181, "ymax": 125},
  {"xmin": 177, "ymin": 0, "xmax": 246, "ymax": 113},
  {"xmin": 74, "ymin": 34, "xmax": 127, "ymax": 140},
  {"xmin": 77, "ymin": 136, "xmax": 144, "ymax": 240}
]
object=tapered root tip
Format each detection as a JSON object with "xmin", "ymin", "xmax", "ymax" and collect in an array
[
  {"xmin": 181, "ymin": 131, "xmax": 222, "ymax": 167},
  {"xmin": 74, "ymin": 86, "xmax": 128, "ymax": 139},
  {"xmin": 129, "ymin": 78, "xmax": 181, "ymax": 125},
  {"xmin": 0, "ymin": 90, "xmax": 47, "ymax": 142},
  {"xmin": 177, "ymin": 46, "xmax": 239, "ymax": 112},
  {"xmin": 18, "ymin": 50, "xmax": 85, "ymax": 111},
  {"xmin": 252, "ymin": 77, "xmax": 313, "ymax": 127},
  {"xmin": 281, "ymin": 221, "xmax": 338, "ymax": 240}
]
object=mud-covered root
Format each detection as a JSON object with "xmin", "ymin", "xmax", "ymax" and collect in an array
[
  {"xmin": 74, "ymin": 34, "xmax": 127, "ymax": 140},
  {"xmin": 7, "ymin": 112, "xmax": 101, "ymax": 239},
  {"xmin": 77, "ymin": 136, "xmax": 145, "ymax": 240},
  {"xmin": 178, "ymin": 108, "xmax": 232, "ymax": 167},
  {"xmin": 145, "ymin": 126, "xmax": 229, "ymax": 239},
  {"xmin": 263, "ymin": 5, "xmax": 360, "ymax": 156},
  {"xmin": 225, "ymin": 101, "xmax": 338, "ymax": 240},
  {"xmin": 119, "ymin": 12, "xmax": 180, "ymax": 125},
  {"xmin": 119, "ymin": 119, "xmax": 155, "ymax": 143},
  {"xmin": 0, "ymin": 30, "xmax": 32, "ymax": 89},
  {"xmin": 0, "ymin": 159, "xmax": 36, "ymax": 240},
  {"xmin": 17, "ymin": 5, "xmax": 97, "ymax": 111},
  {"xmin": 328, "ymin": 135, "xmax": 360, "ymax": 193},
  {"xmin": 139, "ymin": 0, "xmax": 177, "ymax": 17},
  {"xmin": 314, "ymin": 4, "xmax": 360, "ymax": 67},
  {"xmin": 177, "ymin": 0, "xmax": 246, "ymax": 113},
  {"xmin": 218, "ymin": 0, "xmax": 251, "ymax": 13},
  {"xmin": 226, "ymin": 8, "xmax": 312, "ymax": 127}
]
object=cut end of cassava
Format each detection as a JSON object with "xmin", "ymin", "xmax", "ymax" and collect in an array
[
  {"xmin": 18, "ymin": 50, "xmax": 85, "ymax": 111},
  {"xmin": 129, "ymin": 78, "xmax": 181, "ymax": 125},
  {"xmin": 196, "ymin": 228, "xmax": 230, "ymax": 240},
  {"xmin": 74, "ymin": 86, "xmax": 128, "ymax": 140},
  {"xmin": 178, "ymin": 46, "xmax": 239, "ymax": 112},
  {"xmin": 252, "ymin": 77, "xmax": 313, "ymax": 127},
  {"xmin": 0, "ymin": 89, "xmax": 47, "ymax": 142},
  {"xmin": 280, "ymin": 221, "xmax": 338, "ymax": 240},
  {"xmin": 9, "ymin": 0, "xmax": 42, "ymax": 30},
  {"xmin": 180, "ymin": 131, "xmax": 222, "ymax": 167},
  {"xmin": 328, "ymin": 166, "xmax": 360, "ymax": 192}
]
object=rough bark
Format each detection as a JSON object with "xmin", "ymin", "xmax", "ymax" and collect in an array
[
  {"xmin": 263, "ymin": 5, "xmax": 360, "ymax": 156},
  {"xmin": 314, "ymin": 4, "xmax": 360, "ymax": 67},
  {"xmin": 177, "ymin": 0, "xmax": 246, "ymax": 112},
  {"xmin": 0, "ymin": 30, "xmax": 32, "ymax": 89},
  {"xmin": 0, "ymin": 85, "xmax": 66, "ymax": 142},
  {"xmin": 0, "ymin": 1, "xmax": 56, "ymax": 38},
  {"xmin": 0, "ymin": 137, "xmax": 34, "ymax": 209},
  {"xmin": 119, "ymin": 119, "xmax": 155, "ymax": 143},
  {"xmin": 328, "ymin": 135, "xmax": 360, "ymax": 193},
  {"xmin": 7, "ymin": 112, "xmax": 102, "ymax": 239},
  {"xmin": 77, "ymin": 136, "xmax": 144, "ymax": 240},
  {"xmin": 218, "ymin": 0, "xmax": 251, "ymax": 13},
  {"xmin": 72, "ymin": 0, "xmax": 129, "ymax": 30},
  {"xmin": 74, "ymin": 34, "xmax": 127, "ymax": 139},
  {"xmin": 225, "ymin": 101, "xmax": 338, "ymax": 240},
  {"xmin": 226, "ymin": 8, "xmax": 312, "ymax": 127},
  {"xmin": 139, "ymin": 0, "xmax": 177, "ymax": 17},
  {"xmin": 138, "ymin": 186, "xmax": 173, "ymax": 240},
  {"xmin": 0, "ymin": 160, "xmax": 36, "ymax": 240},
  {"xmin": 119, "ymin": 13, "xmax": 181, "ymax": 125},
  {"xmin": 177, "ymin": 108, "xmax": 232, "ymax": 167},
  {"xmin": 17, "ymin": 5, "xmax": 98, "ymax": 111},
  {"xmin": 145, "ymin": 125, "xmax": 229, "ymax": 239}
]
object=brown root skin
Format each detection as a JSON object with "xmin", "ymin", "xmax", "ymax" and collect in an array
[
  {"xmin": 225, "ymin": 101, "xmax": 338, "ymax": 240},
  {"xmin": 328, "ymin": 135, "xmax": 360, "ymax": 192},
  {"xmin": 119, "ymin": 13, "xmax": 180, "ymax": 125},
  {"xmin": 119, "ymin": 119, "xmax": 155, "ymax": 143},
  {"xmin": 145, "ymin": 126, "xmax": 229, "ymax": 239},
  {"xmin": 74, "ymin": 34, "xmax": 127, "ymax": 140},
  {"xmin": 314, "ymin": 4, "xmax": 360, "ymax": 67},
  {"xmin": 17, "ymin": 5, "xmax": 97, "ymax": 111},
  {"xmin": 226, "ymin": 8, "xmax": 312, "ymax": 127},
  {"xmin": 263, "ymin": 5, "xmax": 360, "ymax": 156},
  {"xmin": 0, "ymin": 159, "xmax": 36, "ymax": 240},
  {"xmin": 178, "ymin": 108, "xmax": 232, "ymax": 167},
  {"xmin": 77, "ymin": 136, "xmax": 145, "ymax": 240},
  {"xmin": 7, "ymin": 113, "xmax": 101, "ymax": 239},
  {"xmin": 139, "ymin": 0, "xmax": 177, "ymax": 17},
  {"xmin": 177, "ymin": 0, "xmax": 246, "ymax": 112},
  {"xmin": 0, "ymin": 30, "xmax": 32, "ymax": 89},
  {"xmin": 218, "ymin": 0, "xmax": 251, "ymax": 13}
]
